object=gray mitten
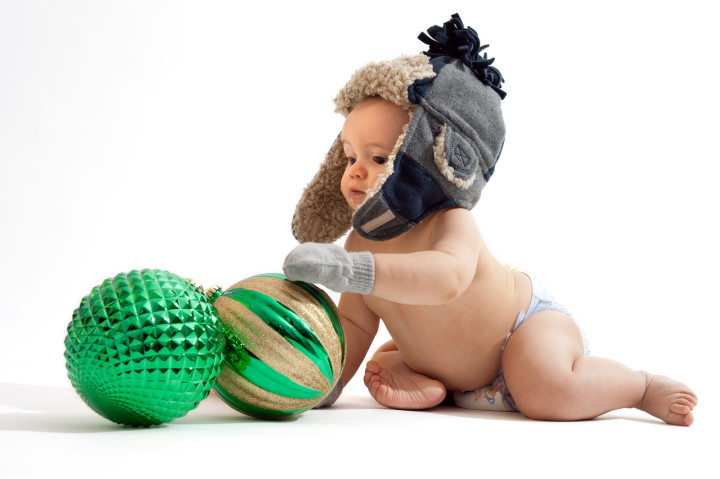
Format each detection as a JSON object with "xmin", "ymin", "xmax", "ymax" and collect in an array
[{"xmin": 283, "ymin": 243, "xmax": 375, "ymax": 294}]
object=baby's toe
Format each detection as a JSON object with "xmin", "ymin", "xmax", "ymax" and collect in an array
[{"xmin": 365, "ymin": 360, "xmax": 382, "ymax": 375}]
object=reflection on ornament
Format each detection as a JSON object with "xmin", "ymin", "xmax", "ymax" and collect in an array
[{"xmin": 213, "ymin": 274, "xmax": 345, "ymax": 419}]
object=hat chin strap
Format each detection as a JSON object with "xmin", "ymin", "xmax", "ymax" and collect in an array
[{"xmin": 359, "ymin": 210, "xmax": 397, "ymax": 235}]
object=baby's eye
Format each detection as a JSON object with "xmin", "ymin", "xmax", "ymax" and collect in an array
[
  {"xmin": 346, "ymin": 157, "xmax": 357, "ymax": 166},
  {"xmin": 373, "ymin": 157, "xmax": 388, "ymax": 165}
]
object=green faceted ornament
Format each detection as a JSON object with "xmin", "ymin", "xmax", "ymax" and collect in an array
[{"xmin": 64, "ymin": 269, "xmax": 226, "ymax": 426}]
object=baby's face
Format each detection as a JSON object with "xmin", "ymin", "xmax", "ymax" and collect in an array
[{"xmin": 340, "ymin": 97, "xmax": 409, "ymax": 211}]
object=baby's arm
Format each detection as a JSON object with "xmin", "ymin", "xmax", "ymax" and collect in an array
[
  {"xmin": 359, "ymin": 207, "xmax": 481, "ymax": 305},
  {"xmin": 336, "ymin": 291, "xmax": 380, "ymax": 386},
  {"xmin": 313, "ymin": 290, "xmax": 378, "ymax": 408},
  {"xmin": 283, "ymin": 208, "xmax": 481, "ymax": 305}
]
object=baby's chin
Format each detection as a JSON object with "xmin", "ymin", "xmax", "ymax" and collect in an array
[{"xmin": 344, "ymin": 194, "xmax": 366, "ymax": 211}]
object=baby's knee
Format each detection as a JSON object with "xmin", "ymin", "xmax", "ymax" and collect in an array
[{"xmin": 510, "ymin": 374, "xmax": 584, "ymax": 421}]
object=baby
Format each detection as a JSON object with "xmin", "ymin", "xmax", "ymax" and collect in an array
[{"xmin": 284, "ymin": 14, "xmax": 697, "ymax": 425}]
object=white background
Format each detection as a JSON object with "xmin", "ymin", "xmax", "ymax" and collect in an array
[{"xmin": 1, "ymin": 1, "xmax": 718, "ymax": 476}]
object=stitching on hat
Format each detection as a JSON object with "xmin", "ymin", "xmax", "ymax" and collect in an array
[{"xmin": 433, "ymin": 124, "xmax": 476, "ymax": 189}]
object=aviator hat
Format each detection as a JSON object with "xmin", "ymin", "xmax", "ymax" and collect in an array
[{"xmin": 292, "ymin": 14, "xmax": 506, "ymax": 243}]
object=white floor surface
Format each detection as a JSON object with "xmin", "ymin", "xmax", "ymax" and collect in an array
[{"xmin": 1, "ymin": 380, "xmax": 716, "ymax": 478}]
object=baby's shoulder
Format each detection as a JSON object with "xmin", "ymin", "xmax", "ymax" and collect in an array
[
  {"xmin": 344, "ymin": 226, "xmax": 423, "ymax": 254},
  {"xmin": 428, "ymin": 207, "xmax": 480, "ymax": 237},
  {"xmin": 433, "ymin": 206, "xmax": 476, "ymax": 224},
  {"xmin": 344, "ymin": 229, "xmax": 374, "ymax": 252}
]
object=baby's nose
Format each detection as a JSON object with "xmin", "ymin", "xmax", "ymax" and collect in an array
[{"xmin": 349, "ymin": 161, "xmax": 367, "ymax": 178}]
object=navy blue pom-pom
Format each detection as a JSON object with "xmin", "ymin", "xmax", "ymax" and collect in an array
[{"xmin": 419, "ymin": 13, "xmax": 506, "ymax": 99}]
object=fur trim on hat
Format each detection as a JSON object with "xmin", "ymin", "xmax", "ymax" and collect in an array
[
  {"xmin": 334, "ymin": 54, "xmax": 435, "ymax": 116},
  {"xmin": 291, "ymin": 136, "xmax": 353, "ymax": 243}
]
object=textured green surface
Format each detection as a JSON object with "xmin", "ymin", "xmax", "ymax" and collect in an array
[{"xmin": 64, "ymin": 269, "xmax": 225, "ymax": 426}]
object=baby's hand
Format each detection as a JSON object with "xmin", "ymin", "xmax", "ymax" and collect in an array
[{"xmin": 282, "ymin": 243, "xmax": 375, "ymax": 295}]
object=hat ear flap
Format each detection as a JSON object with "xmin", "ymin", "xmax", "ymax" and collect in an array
[{"xmin": 292, "ymin": 135, "xmax": 353, "ymax": 243}]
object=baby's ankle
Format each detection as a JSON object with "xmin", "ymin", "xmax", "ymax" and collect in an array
[{"xmin": 634, "ymin": 370, "xmax": 652, "ymax": 410}]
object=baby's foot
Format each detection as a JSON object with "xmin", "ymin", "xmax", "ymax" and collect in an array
[
  {"xmin": 363, "ymin": 360, "xmax": 446, "ymax": 410},
  {"xmin": 637, "ymin": 372, "xmax": 698, "ymax": 426}
]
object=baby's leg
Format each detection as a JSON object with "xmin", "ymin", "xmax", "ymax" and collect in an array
[
  {"xmin": 502, "ymin": 311, "xmax": 697, "ymax": 426},
  {"xmin": 363, "ymin": 340, "xmax": 447, "ymax": 410}
]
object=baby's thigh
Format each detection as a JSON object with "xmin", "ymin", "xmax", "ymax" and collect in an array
[{"xmin": 501, "ymin": 311, "xmax": 585, "ymax": 408}]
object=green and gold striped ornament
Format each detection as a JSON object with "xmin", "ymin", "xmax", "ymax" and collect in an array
[{"xmin": 212, "ymin": 274, "xmax": 345, "ymax": 419}]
